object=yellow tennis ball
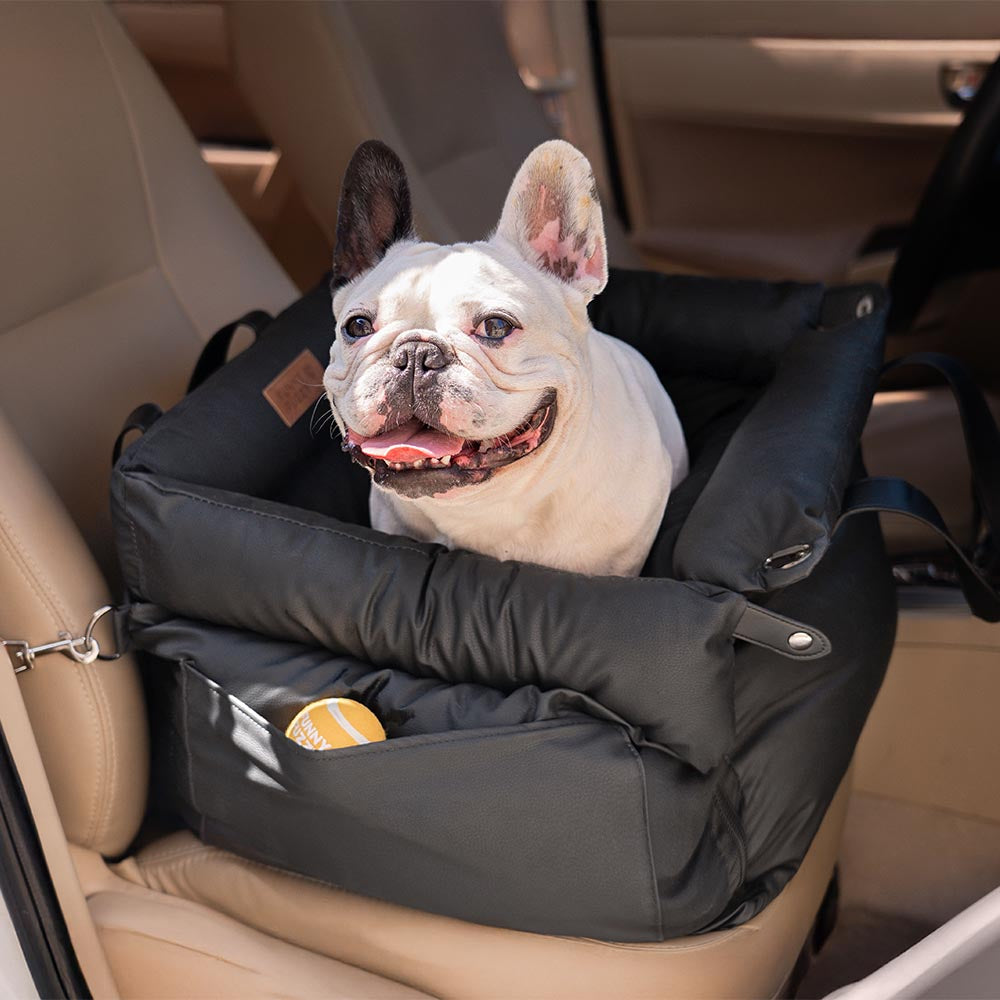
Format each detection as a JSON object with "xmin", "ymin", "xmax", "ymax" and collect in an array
[{"xmin": 285, "ymin": 697, "xmax": 386, "ymax": 750}]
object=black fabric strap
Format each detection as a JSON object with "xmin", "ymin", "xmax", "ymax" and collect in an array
[
  {"xmin": 840, "ymin": 477, "xmax": 1000, "ymax": 622},
  {"xmin": 842, "ymin": 351, "xmax": 1000, "ymax": 622},
  {"xmin": 114, "ymin": 311, "xmax": 272, "ymax": 466},
  {"xmin": 105, "ymin": 604, "xmax": 133, "ymax": 661},
  {"xmin": 881, "ymin": 352, "xmax": 1000, "ymax": 534},
  {"xmin": 112, "ymin": 403, "xmax": 163, "ymax": 466},
  {"xmin": 187, "ymin": 310, "xmax": 273, "ymax": 393}
]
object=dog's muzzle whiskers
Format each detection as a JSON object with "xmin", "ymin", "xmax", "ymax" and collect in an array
[{"xmin": 309, "ymin": 395, "xmax": 336, "ymax": 438}]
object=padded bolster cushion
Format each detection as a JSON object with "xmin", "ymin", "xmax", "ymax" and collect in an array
[
  {"xmin": 119, "ymin": 473, "xmax": 744, "ymax": 772},
  {"xmin": 673, "ymin": 305, "xmax": 885, "ymax": 592},
  {"xmin": 589, "ymin": 273, "xmax": 886, "ymax": 591}
]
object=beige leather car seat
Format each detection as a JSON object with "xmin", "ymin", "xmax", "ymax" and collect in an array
[
  {"xmin": 0, "ymin": 4, "xmax": 847, "ymax": 997},
  {"xmin": 226, "ymin": 0, "xmax": 641, "ymax": 267}
]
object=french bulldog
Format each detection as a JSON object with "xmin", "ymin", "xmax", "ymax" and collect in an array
[{"xmin": 324, "ymin": 139, "xmax": 687, "ymax": 576}]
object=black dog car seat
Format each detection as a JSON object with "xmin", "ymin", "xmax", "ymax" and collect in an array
[{"xmin": 110, "ymin": 269, "xmax": 996, "ymax": 942}]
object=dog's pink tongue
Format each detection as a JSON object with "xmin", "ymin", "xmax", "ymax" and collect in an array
[{"xmin": 349, "ymin": 418, "xmax": 465, "ymax": 462}]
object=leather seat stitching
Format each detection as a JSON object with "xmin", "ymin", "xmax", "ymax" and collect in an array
[
  {"xmin": 130, "ymin": 852, "xmax": 448, "ymax": 993},
  {"xmin": 99, "ymin": 925, "xmax": 263, "ymax": 974},
  {"xmin": 136, "ymin": 844, "xmax": 218, "ymax": 869},
  {"xmin": 0, "ymin": 264, "xmax": 160, "ymax": 346},
  {"xmin": 72, "ymin": 667, "xmax": 107, "ymax": 849},
  {"xmin": 0, "ymin": 509, "xmax": 73, "ymax": 629},
  {"xmin": 82, "ymin": 664, "xmax": 119, "ymax": 849},
  {"xmin": 140, "ymin": 846, "xmax": 759, "ymax": 957}
]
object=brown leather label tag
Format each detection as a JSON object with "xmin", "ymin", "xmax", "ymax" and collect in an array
[{"xmin": 263, "ymin": 349, "xmax": 325, "ymax": 428}]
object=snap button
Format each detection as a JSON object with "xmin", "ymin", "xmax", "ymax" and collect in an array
[
  {"xmin": 855, "ymin": 294, "xmax": 875, "ymax": 318},
  {"xmin": 787, "ymin": 631, "xmax": 814, "ymax": 651}
]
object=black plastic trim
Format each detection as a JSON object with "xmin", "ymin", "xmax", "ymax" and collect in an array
[
  {"xmin": 584, "ymin": 0, "xmax": 631, "ymax": 231},
  {"xmin": 858, "ymin": 222, "xmax": 909, "ymax": 258},
  {"xmin": 0, "ymin": 721, "xmax": 90, "ymax": 999}
]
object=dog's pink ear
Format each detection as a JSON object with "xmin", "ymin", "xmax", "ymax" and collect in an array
[
  {"xmin": 495, "ymin": 140, "xmax": 608, "ymax": 301},
  {"xmin": 333, "ymin": 141, "xmax": 415, "ymax": 286}
]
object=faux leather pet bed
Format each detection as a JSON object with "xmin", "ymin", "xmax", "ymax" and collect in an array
[{"xmin": 110, "ymin": 269, "xmax": 997, "ymax": 942}]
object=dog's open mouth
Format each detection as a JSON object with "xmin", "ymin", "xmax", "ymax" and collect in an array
[{"xmin": 343, "ymin": 391, "xmax": 557, "ymax": 494}]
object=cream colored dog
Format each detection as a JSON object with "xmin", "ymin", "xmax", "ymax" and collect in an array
[{"xmin": 324, "ymin": 139, "xmax": 687, "ymax": 576}]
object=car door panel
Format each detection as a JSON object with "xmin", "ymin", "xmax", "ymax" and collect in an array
[{"xmin": 597, "ymin": 1, "xmax": 1000, "ymax": 281}]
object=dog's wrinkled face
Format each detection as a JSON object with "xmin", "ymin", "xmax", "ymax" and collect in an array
[{"xmin": 325, "ymin": 140, "xmax": 607, "ymax": 501}]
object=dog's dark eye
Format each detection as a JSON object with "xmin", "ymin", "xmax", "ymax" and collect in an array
[
  {"xmin": 343, "ymin": 316, "xmax": 374, "ymax": 339},
  {"xmin": 476, "ymin": 315, "xmax": 516, "ymax": 341}
]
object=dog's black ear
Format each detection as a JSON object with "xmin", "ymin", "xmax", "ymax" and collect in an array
[{"xmin": 332, "ymin": 141, "xmax": 414, "ymax": 286}]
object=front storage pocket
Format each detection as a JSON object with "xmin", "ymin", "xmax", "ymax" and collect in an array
[{"xmin": 177, "ymin": 664, "xmax": 663, "ymax": 941}]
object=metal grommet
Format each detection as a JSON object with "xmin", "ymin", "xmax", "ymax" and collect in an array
[
  {"xmin": 762, "ymin": 543, "xmax": 813, "ymax": 572},
  {"xmin": 787, "ymin": 631, "xmax": 814, "ymax": 651},
  {"xmin": 855, "ymin": 294, "xmax": 875, "ymax": 318}
]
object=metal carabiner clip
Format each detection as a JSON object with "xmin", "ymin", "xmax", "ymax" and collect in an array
[{"xmin": 3, "ymin": 604, "xmax": 122, "ymax": 673}]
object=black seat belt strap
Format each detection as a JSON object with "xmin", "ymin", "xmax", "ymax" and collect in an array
[
  {"xmin": 840, "ymin": 477, "xmax": 1000, "ymax": 622},
  {"xmin": 881, "ymin": 352, "xmax": 1000, "ymax": 533},
  {"xmin": 842, "ymin": 352, "xmax": 1000, "ymax": 621}
]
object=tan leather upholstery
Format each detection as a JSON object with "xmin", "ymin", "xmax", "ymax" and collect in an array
[
  {"xmin": 112, "ymin": 775, "xmax": 850, "ymax": 1000},
  {"xmin": 0, "ymin": 604, "xmax": 121, "ymax": 997},
  {"xmin": 227, "ymin": 0, "xmax": 640, "ymax": 266},
  {"xmin": 0, "ymin": 1, "xmax": 296, "ymax": 572},
  {"xmin": 72, "ymin": 845, "xmax": 431, "ymax": 999},
  {"xmin": 0, "ymin": 409, "xmax": 146, "ymax": 855},
  {"xmin": 0, "ymin": 2, "xmax": 295, "ymax": 855}
]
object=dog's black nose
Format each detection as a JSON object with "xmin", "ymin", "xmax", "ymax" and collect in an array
[{"xmin": 392, "ymin": 339, "xmax": 453, "ymax": 372}]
